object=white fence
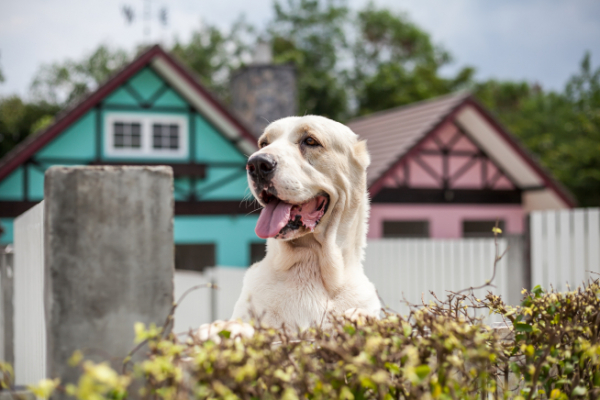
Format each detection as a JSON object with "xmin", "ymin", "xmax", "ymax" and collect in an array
[
  {"xmin": 531, "ymin": 207, "xmax": 600, "ymax": 292},
  {"xmin": 363, "ymin": 238, "xmax": 515, "ymax": 321},
  {"xmin": 13, "ymin": 202, "xmax": 46, "ymax": 386},
  {"xmin": 172, "ymin": 237, "xmax": 522, "ymax": 330},
  {"xmin": 173, "ymin": 268, "xmax": 246, "ymax": 334}
]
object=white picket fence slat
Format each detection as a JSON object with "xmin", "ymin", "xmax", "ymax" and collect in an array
[
  {"xmin": 173, "ymin": 271, "xmax": 213, "ymax": 334},
  {"xmin": 530, "ymin": 207, "xmax": 600, "ymax": 291},
  {"xmin": 362, "ymin": 238, "xmax": 510, "ymax": 323},
  {"xmin": 589, "ymin": 209, "xmax": 600, "ymax": 276},
  {"xmin": 13, "ymin": 202, "xmax": 46, "ymax": 385},
  {"xmin": 173, "ymin": 267, "xmax": 247, "ymax": 335}
]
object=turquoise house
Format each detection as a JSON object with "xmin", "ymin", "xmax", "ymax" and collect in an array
[{"xmin": 0, "ymin": 45, "xmax": 265, "ymax": 269}]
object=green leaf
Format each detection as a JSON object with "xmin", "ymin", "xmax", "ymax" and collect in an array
[
  {"xmin": 218, "ymin": 330, "xmax": 231, "ymax": 339},
  {"xmin": 572, "ymin": 386, "xmax": 587, "ymax": 396},
  {"xmin": 415, "ymin": 365, "xmax": 430, "ymax": 380},
  {"xmin": 514, "ymin": 323, "xmax": 533, "ymax": 332},
  {"xmin": 385, "ymin": 362, "xmax": 400, "ymax": 375},
  {"xmin": 510, "ymin": 362, "xmax": 521, "ymax": 374}
]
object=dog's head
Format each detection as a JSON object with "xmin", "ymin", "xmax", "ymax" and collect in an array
[{"xmin": 247, "ymin": 116, "xmax": 370, "ymax": 241}]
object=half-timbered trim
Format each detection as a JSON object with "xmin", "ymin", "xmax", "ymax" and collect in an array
[
  {"xmin": 174, "ymin": 201, "xmax": 257, "ymax": 215},
  {"xmin": 88, "ymin": 161, "xmax": 206, "ymax": 178},
  {"xmin": 0, "ymin": 199, "xmax": 259, "ymax": 218},
  {"xmin": 0, "ymin": 201, "xmax": 41, "ymax": 218}
]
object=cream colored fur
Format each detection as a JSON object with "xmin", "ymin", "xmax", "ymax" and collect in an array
[
  {"xmin": 233, "ymin": 115, "xmax": 380, "ymax": 328},
  {"xmin": 198, "ymin": 116, "xmax": 380, "ymax": 338}
]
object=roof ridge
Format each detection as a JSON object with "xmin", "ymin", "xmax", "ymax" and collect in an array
[{"xmin": 348, "ymin": 90, "xmax": 471, "ymax": 126}]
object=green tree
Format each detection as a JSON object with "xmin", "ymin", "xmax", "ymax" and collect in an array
[
  {"xmin": 352, "ymin": 3, "xmax": 474, "ymax": 116},
  {"xmin": 171, "ymin": 18, "xmax": 255, "ymax": 101},
  {"xmin": 269, "ymin": 0, "xmax": 350, "ymax": 120},
  {"xmin": 30, "ymin": 45, "xmax": 130, "ymax": 105},
  {"xmin": 0, "ymin": 96, "xmax": 60, "ymax": 157},
  {"xmin": 475, "ymin": 53, "xmax": 600, "ymax": 206}
]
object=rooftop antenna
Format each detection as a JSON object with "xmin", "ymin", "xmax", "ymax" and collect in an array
[{"xmin": 121, "ymin": 0, "xmax": 168, "ymax": 44}]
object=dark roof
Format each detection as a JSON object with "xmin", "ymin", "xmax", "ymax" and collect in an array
[
  {"xmin": 348, "ymin": 92, "xmax": 470, "ymax": 187},
  {"xmin": 0, "ymin": 45, "xmax": 257, "ymax": 182},
  {"xmin": 347, "ymin": 92, "xmax": 576, "ymax": 207}
]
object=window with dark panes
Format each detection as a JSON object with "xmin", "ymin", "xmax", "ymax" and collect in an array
[
  {"xmin": 462, "ymin": 220, "xmax": 505, "ymax": 238},
  {"xmin": 249, "ymin": 242, "xmax": 266, "ymax": 265},
  {"xmin": 383, "ymin": 220, "xmax": 429, "ymax": 238},
  {"xmin": 153, "ymin": 123, "xmax": 179, "ymax": 150},
  {"xmin": 113, "ymin": 122, "xmax": 141, "ymax": 149},
  {"xmin": 175, "ymin": 244, "xmax": 215, "ymax": 272}
]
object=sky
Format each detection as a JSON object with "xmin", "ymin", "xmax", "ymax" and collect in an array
[{"xmin": 1, "ymin": 0, "xmax": 599, "ymax": 99}]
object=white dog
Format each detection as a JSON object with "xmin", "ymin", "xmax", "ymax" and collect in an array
[{"xmin": 199, "ymin": 116, "xmax": 380, "ymax": 338}]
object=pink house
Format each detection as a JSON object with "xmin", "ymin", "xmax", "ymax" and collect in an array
[{"xmin": 348, "ymin": 92, "xmax": 576, "ymax": 239}]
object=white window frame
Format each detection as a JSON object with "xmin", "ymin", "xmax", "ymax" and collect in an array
[{"xmin": 104, "ymin": 113, "xmax": 188, "ymax": 159}]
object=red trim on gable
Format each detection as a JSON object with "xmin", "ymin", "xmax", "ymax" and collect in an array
[
  {"xmin": 368, "ymin": 96, "xmax": 576, "ymax": 208},
  {"xmin": 462, "ymin": 98, "xmax": 576, "ymax": 208},
  {"xmin": 0, "ymin": 45, "xmax": 257, "ymax": 183}
]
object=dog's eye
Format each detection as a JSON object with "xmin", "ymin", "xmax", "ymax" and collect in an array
[
  {"xmin": 303, "ymin": 137, "xmax": 320, "ymax": 147},
  {"xmin": 259, "ymin": 141, "xmax": 269, "ymax": 148}
]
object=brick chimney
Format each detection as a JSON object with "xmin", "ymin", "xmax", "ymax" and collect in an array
[{"xmin": 230, "ymin": 41, "xmax": 297, "ymax": 137}]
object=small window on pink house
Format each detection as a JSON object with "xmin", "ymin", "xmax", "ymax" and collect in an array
[
  {"xmin": 462, "ymin": 220, "xmax": 505, "ymax": 238},
  {"xmin": 383, "ymin": 221, "xmax": 429, "ymax": 238}
]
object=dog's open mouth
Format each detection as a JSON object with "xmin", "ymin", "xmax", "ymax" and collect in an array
[{"xmin": 255, "ymin": 192, "xmax": 329, "ymax": 239}]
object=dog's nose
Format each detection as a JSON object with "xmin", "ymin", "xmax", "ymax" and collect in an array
[{"xmin": 247, "ymin": 154, "xmax": 277, "ymax": 180}]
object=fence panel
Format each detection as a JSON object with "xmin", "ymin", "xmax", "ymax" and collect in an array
[
  {"xmin": 173, "ymin": 271, "xmax": 212, "ymax": 335},
  {"xmin": 363, "ymin": 237, "xmax": 514, "ymax": 322},
  {"xmin": 13, "ymin": 202, "xmax": 46, "ymax": 385},
  {"xmin": 172, "ymin": 267, "xmax": 247, "ymax": 333},
  {"xmin": 530, "ymin": 207, "xmax": 600, "ymax": 291},
  {"xmin": 211, "ymin": 267, "xmax": 247, "ymax": 321},
  {"xmin": 589, "ymin": 209, "xmax": 600, "ymax": 276}
]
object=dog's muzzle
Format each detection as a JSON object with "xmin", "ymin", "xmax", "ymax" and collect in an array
[{"xmin": 247, "ymin": 154, "xmax": 277, "ymax": 183}]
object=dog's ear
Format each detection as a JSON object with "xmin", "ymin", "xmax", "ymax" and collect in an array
[{"xmin": 353, "ymin": 140, "xmax": 370, "ymax": 168}]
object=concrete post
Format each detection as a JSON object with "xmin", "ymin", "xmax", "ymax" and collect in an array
[{"xmin": 15, "ymin": 166, "xmax": 174, "ymax": 388}]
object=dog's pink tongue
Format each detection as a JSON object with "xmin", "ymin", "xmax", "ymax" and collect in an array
[{"xmin": 255, "ymin": 199, "xmax": 293, "ymax": 239}]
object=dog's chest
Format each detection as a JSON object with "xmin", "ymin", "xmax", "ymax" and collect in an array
[{"xmin": 261, "ymin": 263, "xmax": 332, "ymax": 326}]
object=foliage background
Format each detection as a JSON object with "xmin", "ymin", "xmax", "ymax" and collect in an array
[{"xmin": 0, "ymin": 0, "xmax": 599, "ymax": 206}]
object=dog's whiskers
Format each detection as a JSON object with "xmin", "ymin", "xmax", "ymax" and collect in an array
[{"xmin": 244, "ymin": 206, "xmax": 263, "ymax": 217}]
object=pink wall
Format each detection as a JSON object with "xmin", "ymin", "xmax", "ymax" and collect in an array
[{"xmin": 368, "ymin": 204, "xmax": 525, "ymax": 239}]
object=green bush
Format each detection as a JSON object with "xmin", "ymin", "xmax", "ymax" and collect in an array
[{"xmin": 28, "ymin": 279, "xmax": 600, "ymax": 400}]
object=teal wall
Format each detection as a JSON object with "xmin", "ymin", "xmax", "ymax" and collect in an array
[
  {"xmin": 175, "ymin": 215, "xmax": 263, "ymax": 267},
  {"xmin": 0, "ymin": 167, "xmax": 23, "ymax": 200},
  {"xmin": 0, "ymin": 219, "xmax": 13, "ymax": 245},
  {"xmin": 0, "ymin": 66, "xmax": 260, "ymax": 265}
]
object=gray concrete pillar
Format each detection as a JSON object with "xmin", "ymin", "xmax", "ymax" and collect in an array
[{"xmin": 41, "ymin": 166, "xmax": 173, "ymax": 387}]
